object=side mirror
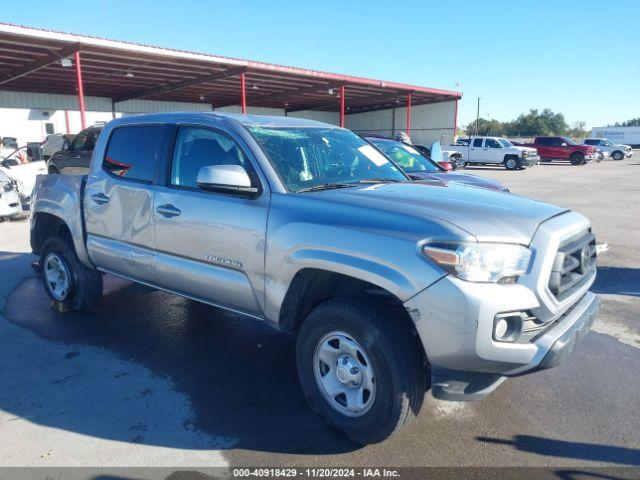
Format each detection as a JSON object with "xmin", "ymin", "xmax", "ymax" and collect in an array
[
  {"xmin": 196, "ymin": 164, "xmax": 258, "ymax": 196},
  {"xmin": 561, "ymin": 143, "xmax": 568, "ymax": 147},
  {"xmin": 438, "ymin": 161, "xmax": 453, "ymax": 171}
]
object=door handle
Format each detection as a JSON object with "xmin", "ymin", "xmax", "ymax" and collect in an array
[
  {"xmin": 91, "ymin": 193, "xmax": 110, "ymax": 205},
  {"xmin": 75, "ymin": 155, "xmax": 82, "ymax": 160},
  {"xmin": 156, "ymin": 204, "xmax": 181, "ymax": 218}
]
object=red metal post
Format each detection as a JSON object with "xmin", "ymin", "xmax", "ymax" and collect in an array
[
  {"xmin": 64, "ymin": 110, "xmax": 70, "ymax": 134},
  {"xmin": 339, "ymin": 85, "xmax": 345, "ymax": 128},
  {"xmin": 406, "ymin": 93, "xmax": 412, "ymax": 136},
  {"xmin": 453, "ymin": 99, "xmax": 459, "ymax": 140},
  {"xmin": 240, "ymin": 72, "xmax": 247, "ymax": 114},
  {"xmin": 74, "ymin": 51, "xmax": 86, "ymax": 130}
]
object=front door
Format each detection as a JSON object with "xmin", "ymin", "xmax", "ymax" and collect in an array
[
  {"xmin": 153, "ymin": 125, "xmax": 269, "ymax": 316},
  {"xmin": 84, "ymin": 124, "xmax": 165, "ymax": 283}
]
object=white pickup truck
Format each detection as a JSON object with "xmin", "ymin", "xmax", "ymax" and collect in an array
[{"xmin": 452, "ymin": 136, "xmax": 540, "ymax": 170}]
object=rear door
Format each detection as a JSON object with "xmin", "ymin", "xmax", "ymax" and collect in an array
[
  {"xmin": 483, "ymin": 138, "xmax": 503, "ymax": 163},
  {"xmin": 84, "ymin": 124, "xmax": 166, "ymax": 283},
  {"xmin": 153, "ymin": 124, "xmax": 269, "ymax": 316}
]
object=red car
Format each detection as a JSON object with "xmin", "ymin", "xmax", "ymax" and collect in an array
[{"xmin": 526, "ymin": 136, "xmax": 597, "ymax": 165}]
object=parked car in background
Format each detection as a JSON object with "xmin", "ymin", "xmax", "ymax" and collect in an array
[
  {"xmin": 414, "ymin": 144, "xmax": 467, "ymax": 170},
  {"xmin": 526, "ymin": 136, "xmax": 597, "ymax": 165},
  {"xmin": 47, "ymin": 125, "xmax": 102, "ymax": 174},
  {"xmin": 31, "ymin": 113, "xmax": 599, "ymax": 444},
  {"xmin": 583, "ymin": 138, "xmax": 633, "ymax": 161},
  {"xmin": 0, "ymin": 169, "xmax": 21, "ymax": 220},
  {"xmin": 367, "ymin": 137, "xmax": 508, "ymax": 191},
  {"xmin": 451, "ymin": 136, "xmax": 539, "ymax": 170},
  {"xmin": 0, "ymin": 145, "xmax": 48, "ymax": 200},
  {"xmin": 42, "ymin": 133, "xmax": 75, "ymax": 160}
]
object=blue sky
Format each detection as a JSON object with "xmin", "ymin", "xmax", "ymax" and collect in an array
[{"xmin": 3, "ymin": 0, "xmax": 639, "ymax": 128}]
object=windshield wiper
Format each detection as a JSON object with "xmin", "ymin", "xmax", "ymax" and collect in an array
[
  {"xmin": 356, "ymin": 178, "xmax": 402, "ymax": 184},
  {"xmin": 296, "ymin": 183, "xmax": 358, "ymax": 193}
]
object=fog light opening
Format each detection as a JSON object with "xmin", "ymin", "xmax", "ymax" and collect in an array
[{"xmin": 493, "ymin": 313, "xmax": 524, "ymax": 342}]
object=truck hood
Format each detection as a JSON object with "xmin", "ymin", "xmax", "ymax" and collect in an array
[
  {"xmin": 312, "ymin": 182, "xmax": 568, "ymax": 244},
  {"xmin": 409, "ymin": 171, "xmax": 508, "ymax": 191},
  {"xmin": 515, "ymin": 146, "xmax": 537, "ymax": 154}
]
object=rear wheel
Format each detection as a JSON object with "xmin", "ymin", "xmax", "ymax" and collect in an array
[
  {"xmin": 40, "ymin": 235, "xmax": 103, "ymax": 311},
  {"xmin": 612, "ymin": 151, "xmax": 624, "ymax": 161},
  {"xmin": 504, "ymin": 156, "xmax": 520, "ymax": 170},
  {"xmin": 296, "ymin": 298, "xmax": 426, "ymax": 444},
  {"xmin": 570, "ymin": 152, "xmax": 585, "ymax": 165}
]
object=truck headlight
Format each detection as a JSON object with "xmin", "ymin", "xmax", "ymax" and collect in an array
[
  {"xmin": 522, "ymin": 150, "xmax": 529, "ymax": 157},
  {"xmin": 423, "ymin": 243, "xmax": 532, "ymax": 283}
]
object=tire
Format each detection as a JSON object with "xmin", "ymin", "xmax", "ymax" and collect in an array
[
  {"xmin": 48, "ymin": 165, "xmax": 60, "ymax": 174},
  {"xmin": 612, "ymin": 151, "xmax": 624, "ymax": 161},
  {"xmin": 40, "ymin": 235, "xmax": 103, "ymax": 311},
  {"xmin": 296, "ymin": 298, "xmax": 426, "ymax": 444},
  {"xmin": 504, "ymin": 156, "xmax": 520, "ymax": 170},
  {"xmin": 570, "ymin": 152, "xmax": 585, "ymax": 166}
]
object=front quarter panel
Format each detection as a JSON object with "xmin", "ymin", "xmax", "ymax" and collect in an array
[{"xmin": 263, "ymin": 192, "xmax": 471, "ymax": 323}]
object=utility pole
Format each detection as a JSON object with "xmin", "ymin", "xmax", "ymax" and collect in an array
[{"xmin": 475, "ymin": 97, "xmax": 480, "ymax": 136}]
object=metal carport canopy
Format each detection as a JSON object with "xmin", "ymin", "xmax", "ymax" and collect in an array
[{"xmin": 0, "ymin": 23, "xmax": 461, "ymax": 128}]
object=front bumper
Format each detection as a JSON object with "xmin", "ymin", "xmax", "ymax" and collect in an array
[
  {"xmin": 0, "ymin": 191, "xmax": 21, "ymax": 217},
  {"xmin": 522, "ymin": 156, "xmax": 539, "ymax": 166},
  {"xmin": 584, "ymin": 153, "xmax": 597, "ymax": 161},
  {"xmin": 404, "ymin": 276, "xmax": 599, "ymax": 401}
]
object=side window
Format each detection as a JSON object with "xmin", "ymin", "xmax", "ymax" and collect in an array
[
  {"xmin": 69, "ymin": 130, "xmax": 88, "ymax": 152},
  {"xmin": 170, "ymin": 126, "xmax": 249, "ymax": 189},
  {"xmin": 485, "ymin": 138, "xmax": 500, "ymax": 148},
  {"xmin": 472, "ymin": 138, "xmax": 483, "ymax": 147},
  {"xmin": 584, "ymin": 139, "xmax": 595, "ymax": 145},
  {"xmin": 552, "ymin": 138, "xmax": 564, "ymax": 147},
  {"xmin": 103, "ymin": 125, "xmax": 163, "ymax": 182}
]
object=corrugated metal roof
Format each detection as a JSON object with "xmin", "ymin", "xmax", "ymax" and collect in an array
[{"xmin": 0, "ymin": 23, "xmax": 461, "ymax": 114}]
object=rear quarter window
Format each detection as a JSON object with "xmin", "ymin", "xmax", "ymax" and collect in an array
[{"xmin": 103, "ymin": 125, "xmax": 164, "ymax": 182}]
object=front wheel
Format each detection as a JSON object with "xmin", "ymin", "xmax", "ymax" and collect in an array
[
  {"xmin": 296, "ymin": 298, "xmax": 426, "ymax": 445},
  {"xmin": 504, "ymin": 156, "xmax": 520, "ymax": 170},
  {"xmin": 40, "ymin": 235, "xmax": 103, "ymax": 311},
  {"xmin": 570, "ymin": 152, "xmax": 586, "ymax": 166},
  {"xmin": 612, "ymin": 151, "xmax": 624, "ymax": 161}
]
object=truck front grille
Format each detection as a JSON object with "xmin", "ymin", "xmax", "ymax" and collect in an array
[{"xmin": 548, "ymin": 231, "xmax": 596, "ymax": 301}]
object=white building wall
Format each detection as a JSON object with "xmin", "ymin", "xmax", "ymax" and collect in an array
[
  {"xmin": 215, "ymin": 105, "xmax": 285, "ymax": 116},
  {"xmin": 288, "ymin": 110, "xmax": 340, "ymax": 125},
  {"xmin": 116, "ymin": 99, "xmax": 212, "ymax": 114},
  {"xmin": 347, "ymin": 100, "xmax": 457, "ymax": 146}
]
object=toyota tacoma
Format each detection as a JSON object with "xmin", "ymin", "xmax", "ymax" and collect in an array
[{"xmin": 30, "ymin": 113, "xmax": 600, "ymax": 444}]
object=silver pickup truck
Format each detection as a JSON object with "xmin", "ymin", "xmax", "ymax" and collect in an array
[{"xmin": 30, "ymin": 113, "xmax": 600, "ymax": 444}]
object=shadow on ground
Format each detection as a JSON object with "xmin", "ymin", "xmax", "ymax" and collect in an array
[
  {"xmin": 2, "ymin": 274, "xmax": 356, "ymax": 455},
  {"xmin": 592, "ymin": 266, "xmax": 640, "ymax": 297},
  {"xmin": 477, "ymin": 435, "xmax": 640, "ymax": 466}
]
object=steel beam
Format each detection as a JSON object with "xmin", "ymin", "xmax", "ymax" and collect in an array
[
  {"xmin": 113, "ymin": 66, "xmax": 247, "ymax": 103},
  {"xmin": 0, "ymin": 42, "xmax": 81, "ymax": 86}
]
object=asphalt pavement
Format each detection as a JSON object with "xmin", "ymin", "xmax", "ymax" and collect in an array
[{"xmin": 0, "ymin": 155, "xmax": 638, "ymax": 473}]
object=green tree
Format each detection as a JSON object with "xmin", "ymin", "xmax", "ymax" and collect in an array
[
  {"xmin": 504, "ymin": 109, "xmax": 568, "ymax": 137},
  {"xmin": 464, "ymin": 118, "xmax": 504, "ymax": 136},
  {"xmin": 612, "ymin": 118, "xmax": 640, "ymax": 127}
]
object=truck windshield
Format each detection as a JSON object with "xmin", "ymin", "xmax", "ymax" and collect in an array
[
  {"xmin": 368, "ymin": 140, "xmax": 440, "ymax": 174},
  {"xmin": 247, "ymin": 127, "xmax": 408, "ymax": 192},
  {"xmin": 498, "ymin": 139, "xmax": 514, "ymax": 147}
]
